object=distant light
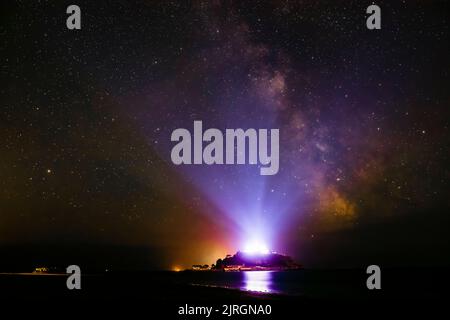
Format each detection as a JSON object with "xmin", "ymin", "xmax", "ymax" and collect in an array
[{"xmin": 243, "ymin": 241, "xmax": 270, "ymax": 255}]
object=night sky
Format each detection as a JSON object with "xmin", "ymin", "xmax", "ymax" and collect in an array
[{"xmin": 1, "ymin": 1, "xmax": 449, "ymax": 271}]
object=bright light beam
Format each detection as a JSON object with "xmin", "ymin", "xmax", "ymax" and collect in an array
[{"xmin": 243, "ymin": 241, "xmax": 270, "ymax": 255}]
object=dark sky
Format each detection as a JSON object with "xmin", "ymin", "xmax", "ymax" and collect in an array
[{"xmin": 1, "ymin": 1, "xmax": 449, "ymax": 271}]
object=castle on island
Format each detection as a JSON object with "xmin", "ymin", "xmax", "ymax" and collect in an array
[{"xmin": 192, "ymin": 251, "xmax": 301, "ymax": 272}]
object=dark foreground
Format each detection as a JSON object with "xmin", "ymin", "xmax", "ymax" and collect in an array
[
  {"xmin": 1, "ymin": 269, "xmax": 449, "ymax": 317},
  {"xmin": 1, "ymin": 268, "xmax": 449, "ymax": 300}
]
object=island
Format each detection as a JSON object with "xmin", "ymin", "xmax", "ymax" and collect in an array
[{"xmin": 191, "ymin": 251, "xmax": 302, "ymax": 272}]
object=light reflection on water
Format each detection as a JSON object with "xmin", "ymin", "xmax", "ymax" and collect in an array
[{"xmin": 243, "ymin": 271, "xmax": 272, "ymax": 293}]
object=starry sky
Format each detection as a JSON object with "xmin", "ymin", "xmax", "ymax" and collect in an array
[{"xmin": 1, "ymin": 1, "xmax": 449, "ymax": 270}]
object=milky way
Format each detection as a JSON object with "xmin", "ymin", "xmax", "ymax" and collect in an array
[{"xmin": 1, "ymin": 1, "xmax": 449, "ymax": 269}]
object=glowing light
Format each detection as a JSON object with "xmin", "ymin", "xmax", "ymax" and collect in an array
[
  {"xmin": 243, "ymin": 271, "xmax": 272, "ymax": 293},
  {"xmin": 243, "ymin": 241, "xmax": 270, "ymax": 255}
]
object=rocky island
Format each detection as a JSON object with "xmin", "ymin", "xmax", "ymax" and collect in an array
[{"xmin": 192, "ymin": 251, "xmax": 302, "ymax": 271}]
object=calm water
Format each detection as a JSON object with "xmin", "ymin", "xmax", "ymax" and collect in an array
[
  {"xmin": 180, "ymin": 270, "xmax": 368, "ymax": 298},
  {"xmin": 0, "ymin": 269, "xmax": 447, "ymax": 300}
]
